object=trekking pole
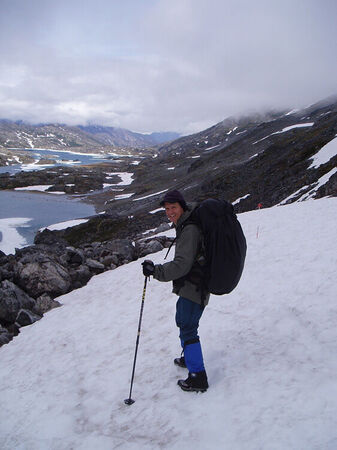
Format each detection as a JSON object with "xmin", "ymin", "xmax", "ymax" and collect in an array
[
  {"xmin": 124, "ymin": 276, "xmax": 148, "ymax": 405},
  {"xmin": 256, "ymin": 202, "xmax": 262, "ymax": 238}
]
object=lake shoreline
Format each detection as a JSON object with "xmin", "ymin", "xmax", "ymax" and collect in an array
[
  {"xmin": 0, "ymin": 190, "xmax": 97, "ymax": 254},
  {"xmin": 0, "ymin": 148, "xmax": 140, "ymax": 253},
  {"xmin": 0, "ymin": 146, "xmax": 143, "ymax": 174}
]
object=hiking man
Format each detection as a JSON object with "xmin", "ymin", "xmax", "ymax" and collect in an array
[{"xmin": 142, "ymin": 189, "xmax": 209, "ymax": 392}]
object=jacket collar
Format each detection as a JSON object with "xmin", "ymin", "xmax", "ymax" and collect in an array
[{"xmin": 175, "ymin": 202, "xmax": 198, "ymax": 229}]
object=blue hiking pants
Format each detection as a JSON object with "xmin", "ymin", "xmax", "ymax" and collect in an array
[{"xmin": 175, "ymin": 296, "xmax": 205, "ymax": 373}]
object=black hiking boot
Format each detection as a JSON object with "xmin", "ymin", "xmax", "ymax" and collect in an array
[
  {"xmin": 174, "ymin": 356, "xmax": 186, "ymax": 368},
  {"xmin": 177, "ymin": 370, "xmax": 209, "ymax": 392}
]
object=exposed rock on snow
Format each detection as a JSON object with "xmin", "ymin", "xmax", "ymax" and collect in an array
[{"xmin": 0, "ymin": 226, "xmax": 173, "ymax": 346}]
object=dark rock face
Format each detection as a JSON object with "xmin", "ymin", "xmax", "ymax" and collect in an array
[
  {"xmin": 34, "ymin": 229, "xmax": 68, "ymax": 246},
  {"xmin": 0, "ymin": 280, "xmax": 35, "ymax": 323}
]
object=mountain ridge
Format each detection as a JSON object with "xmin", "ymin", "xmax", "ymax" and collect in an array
[
  {"xmin": 0, "ymin": 120, "xmax": 180, "ymax": 152},
  {"xmin": 76, "ymin": 95, "xmax": 336, "ymax": 241},
  {"xmin": 1, "ymin": 95, "xmax": 336, "ymax": 245}
]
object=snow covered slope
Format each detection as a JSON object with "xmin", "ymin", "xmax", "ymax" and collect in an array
[{"xmin": 1, "ymin": 198, "xmax": 336, "ymax": 450}]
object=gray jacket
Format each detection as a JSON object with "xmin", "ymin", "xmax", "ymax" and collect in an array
[{"xmin": 153, "ymin": 204, "xmax": 210, "ymax": 306}]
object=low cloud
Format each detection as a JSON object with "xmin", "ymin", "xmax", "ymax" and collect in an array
[{"xmin": 0, "ymin": 0, "xmax": 336, "ymax": 134}]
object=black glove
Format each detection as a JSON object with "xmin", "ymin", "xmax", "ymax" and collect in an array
[{"xmin": 142, "ymin": 260, "xmax": 155, "ymax": 277}]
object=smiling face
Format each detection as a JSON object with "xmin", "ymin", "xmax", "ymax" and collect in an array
[{"xmin": 164, "ymin": 202, "xmax": 185, "ymax": 225}]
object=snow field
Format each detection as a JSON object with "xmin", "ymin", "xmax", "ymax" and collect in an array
[{"xmin": 0, "ymin": 197, "xmax": 336, "ymax": 449}]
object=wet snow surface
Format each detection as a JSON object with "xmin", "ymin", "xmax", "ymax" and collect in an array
[{"xmin": 1, "ymin": 197, "xmax": 336, "ymax": 450}]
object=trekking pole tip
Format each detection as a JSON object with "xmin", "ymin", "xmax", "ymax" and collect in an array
[{"xmin": 124, "ymin": 398, "xmax": 135, "ymax": 405}]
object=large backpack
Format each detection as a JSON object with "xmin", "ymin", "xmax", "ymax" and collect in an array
[{"xmin": 186, "ymin": 198, "xmax": 247, "ymax": 295}]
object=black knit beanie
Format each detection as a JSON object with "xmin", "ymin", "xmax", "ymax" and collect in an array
[{"xmin": 160, "ymin": 190, "xmax": 187, "ymax": 210}]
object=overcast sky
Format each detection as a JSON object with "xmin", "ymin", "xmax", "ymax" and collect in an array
[{"xmin": 0, "ymin": 0, "xmax": 336, "ymax": 134}]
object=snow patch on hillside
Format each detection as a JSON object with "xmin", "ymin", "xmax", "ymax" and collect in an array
[
  {"xmin": 308, "ymin": 136, "xmax": 337, "ymax": 169},
  {"xmin": 233, "ymin": 194, "xmax": 250, "ymax": 205},
  {"xmin": 15, "ymin": 185, "xmax": 53, "ymax": 192},
  {"xmin": 40, "ymin": 218, "xmax": 89, "ymax": 231},
  {"xmin": 253, "ymin": 123, "xmax": 314, "ymax": 145},
  {"xmin": 280, "ymin": 167, "xmax": 337, "ymax": 204}
]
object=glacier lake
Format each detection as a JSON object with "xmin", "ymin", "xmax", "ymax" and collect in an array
[
  {"xmin": 0, "ymin": 148, "xmax": 137, "ymax": 252},
  {"xmin": 0, "ymin": 189, "xmax": 96, "ymax": 252}
]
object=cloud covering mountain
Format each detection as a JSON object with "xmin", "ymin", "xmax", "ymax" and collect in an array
[{"xmin": 0, "ymin": 0, "xmax": 336, "ymax": 134}]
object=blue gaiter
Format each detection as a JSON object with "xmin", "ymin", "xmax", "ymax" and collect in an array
[{"xmin": 184, "ymin": 341, "xmax": 205, "ymax": 373}]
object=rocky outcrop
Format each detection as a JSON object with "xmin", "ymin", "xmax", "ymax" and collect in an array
[
  {"xmin": 0, "ymin": 222, "xmax": 173, "ymax": 347},
  {"xmin": 14, "ymin": 255, "xmax": 72, "ymax": 298},
  {"xmin": 0, "ymin": 280, "xmax": 35, "ymax": 323}
]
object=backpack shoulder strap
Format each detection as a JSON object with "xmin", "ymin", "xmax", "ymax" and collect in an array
[{"xmin": 164, "ymin": 237, "xmax": 176, "ymax": 260}]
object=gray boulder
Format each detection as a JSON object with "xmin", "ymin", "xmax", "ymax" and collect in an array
[
  {"xmin": 139, "ymin": 239, "xmax": 164, "ymax": 257},
  {"xmin": 85, "ymin": 259, "xmax": 105, "ymax": 274},
  {"xmin": 69, "ymin": 264, "xmax": 92, "ymax": 287},
  {"xmin": 14, "ymin": 257, "xmax": 72, "ymax": 299},
  {"xmin": 0, "ymin": 325, "xmax": 13, "ymax": 345},
  {"xmin": 65, "ymin": 246, "xmax": 85, "ymax": 266},
  {"xmin": 101, "ymin": 255, "xmax": 118, "ymax": 267},
  {"xmin": 105, "ymin": 239, "xmax": 136, "ymax": 262},
  {"xmin": 33, "ymin": 293, "xmax": 61, "ymax": 315},
  {"xmin": 16, "ymin": 309, "xmax": 41, "ymax": 327},
  {"xmin": 0, "ymin": 280, "xmax": 35, "ymax": 323},
  {"xmin": 0, "ymin": 255, "xmax": 17, "ymax": 283}
]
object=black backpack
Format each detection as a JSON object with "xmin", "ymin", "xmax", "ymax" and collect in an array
[{"xmin": 187, "ymin": 198, "xmax": 247, "ymax": 295}]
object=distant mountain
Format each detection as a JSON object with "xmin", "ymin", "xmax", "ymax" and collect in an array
[
  {"xmin": 0, "ymin": 121, "xmax": 106, "ymax": 153},
  {"xmin": 144, "ymin": 131, "xmax": 181, "ymax": 145},
  {"xmin": 0, "ymin": 120, "xmax": 180, "ymax": 152},
  {"xmin": 77, "ymin": 125, "xmax": 180, "ymax": 147},
  {"xmin": 0, "ymin": 96, "xmax": 336, "ymax": 250}
]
